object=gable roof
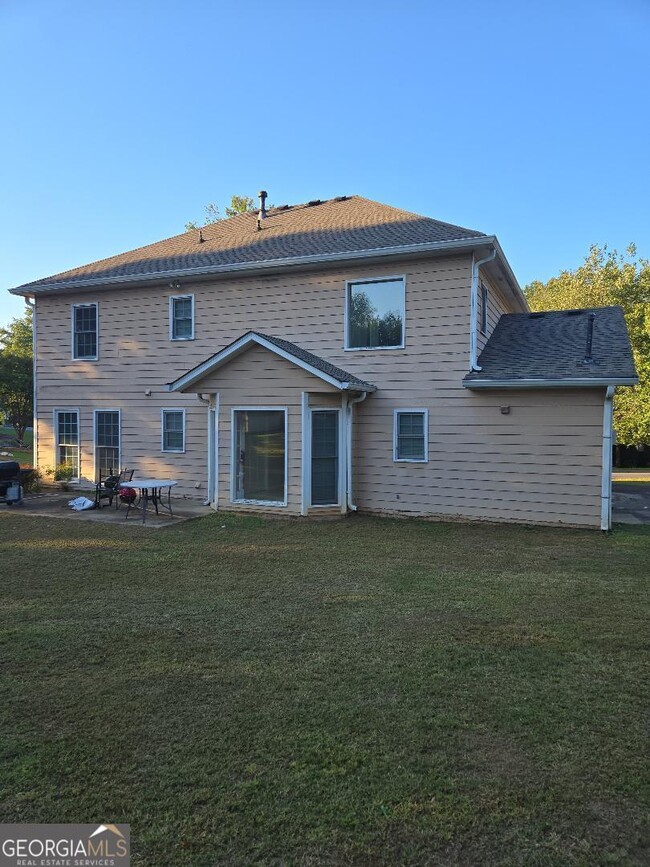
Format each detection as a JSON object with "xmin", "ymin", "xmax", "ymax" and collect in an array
[
  {"xmin": 9, "ymin": 196, "xmax": 487, "ymax": 296},
  {"xmin": 167, "ymin": 331, "xmax": 377, "ymax": 393},
  {"xmin": 463, "ymin": 306, "xmax": 638, "ymax": 388}
]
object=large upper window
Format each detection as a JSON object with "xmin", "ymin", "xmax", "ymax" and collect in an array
[
  {"xmin": 232, "ymin": 409, "xmax": 286, "ymax": 505},
  {"xmin": 72, "ymin": 303, "xmax": 98, "ymax": 360},
  {"xmin": 161, "ymin": 409, "xmax": 186, "ymax": 453},
  {"xmin": 394, "ymin": 410, "xmax": 428, "ymax": 462},
  {"xmin": 170, "ymin": 294, "xmax": 194, "ymax": 340},
  {"xmin": 346, "ymin": 278, "xmax": 405, "ymax": 349}
]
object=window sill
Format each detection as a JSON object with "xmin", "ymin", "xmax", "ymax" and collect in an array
[
  {"xmin": 344, "ymin": 344, "xmax": 405, "ymax": 352},
  {"xmin": 231, "ymin": 498, "xmax": 287, "ymax": 507},
  {"xmin": 393, "ymin": 458, "xmax": 428, "ymax": 464},
  {"xmin": 169, "ymin": 337, "xmax": 195, "ymax": 342}
]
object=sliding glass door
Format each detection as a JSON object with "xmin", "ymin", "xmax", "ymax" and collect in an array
[{"xmin": 233, "ymin": 409, "xmax": 286, "ymax": 504}]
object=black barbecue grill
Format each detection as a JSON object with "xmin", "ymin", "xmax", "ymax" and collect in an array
[{"xmin": 0, "ymin": 461, "xmax": 23, "ymax": 506}]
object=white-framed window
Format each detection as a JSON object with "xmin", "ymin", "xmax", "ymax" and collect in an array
[
  {"xmin": 310, "ymin": 408, "xmax": 341, "ymax": 507},
  {"xmin": 169, "ymin": 294, "xmax": 194, "ymax": 340},
  {"xmin": 231, "ymin": 408, "xmax": 288, "ymax": 506},
  {"xmin": 480, "ymin": 282, "xmax": 488, "ymax": 335},
  {"xmin": 94, "ymin": 409, "xmax": 121, "ymax": 479},
  {"xmin": 393, "ymin": 409, "xmax": 428, "ymax": 462},
  {"xmin": 345, "ymin": 277, "xmax": 405, "ymax": 350},
  {"xmin": 161, "ymin": 409, "xmax": 186, "ymax": 453},
  {"xmin": 72, "ymin": 303, "xmax": 98, "ymax": 360},
  {"xmin": 54, "ymin": 409, "xmax": 80, "ymax": 478}
]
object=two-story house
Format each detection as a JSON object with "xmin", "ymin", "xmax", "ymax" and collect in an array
[{"xmin": 9, "ymin": 194, "xmax": 637, "ymax": 528}]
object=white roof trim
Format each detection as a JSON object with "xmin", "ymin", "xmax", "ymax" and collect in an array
[
  {"xmin": 10, "ymin": 234, "xmax": 526, "ymax": 312},
  {"xmin": 167, "ymin": 333, "xmax": 375, "ymax": 393},
  {"xmin": 463, "ymin": 377, "xmax": 638, "ymax": 389}
]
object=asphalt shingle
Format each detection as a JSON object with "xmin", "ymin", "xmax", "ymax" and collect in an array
[
  {"xmin": 463, "ymin": 306, "xmax": 637, "ymax": 385},
  {"xmin": 10, "ymin": 196, "xmax": 484, "ymax": 294},
  {"xmin": 254, "ymin": 332, "xmax": 376, "ymax": 391}
]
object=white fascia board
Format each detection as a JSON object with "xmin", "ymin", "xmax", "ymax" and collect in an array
[
  {"xmin": 167, "ymin": 332, "xmax": 375, "ymax": 393},
  {"xmin": 490, "ymin": 237, "xmax": 528, "ymax": 313},
  {"xmin": 463, "ymin": 377, "xmax": 638, "ymax": 389},
  {"xmin": 9, "ymin": 235, "xmax": 501, "ymax": 297}
]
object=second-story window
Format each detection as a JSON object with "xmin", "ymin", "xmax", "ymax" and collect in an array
[
  {"xmin": 346, "ymin": 278, "xmax": 405, "ymax": 349},
  {"xmin": 72, "ymin": 303, "xmax": 98, "ymax": 360},
  {"xmin": 480, "ymin": 282, "xmax": 488, "ymax": 335},
  {"xmin": 170, "ymin": 294, "xmax": 194, "ymax": 340}
]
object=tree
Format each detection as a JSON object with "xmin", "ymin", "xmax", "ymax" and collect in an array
[
  {"xmin": 525, "ymin": 245, "xmax": 650, "ymax": 445},
  {"xmin": 185, "ymin": 194, "xmax": 256, "ymax": 231},
  {"xmin": 0, "ymin": 309, "xmax": 33, "ymax": 445},
  {"xmin": 225, "ymin": 195, "xmax": 255, "ymax": 218},
  {"xmin": 348, "ymin": 290, "xmax": 403, "ymax": 347}
]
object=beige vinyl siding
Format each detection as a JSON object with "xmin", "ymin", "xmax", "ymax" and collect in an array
[
  {"xmin": 355, "ymin": 388, "xmax": 605, "ymax": 526},
  {"xmin": 34, "ymin": 253, "xmax": 605, "ymax": 527},
  {"xmin": 199, "ymin": 344, "xmax": 338, "ymax": 515},
  {"xmin": 477, "ymin": 276, "xmax": 510, "ymax": 354},
  {"xmin": 34, "ymin": 255, "xmax": 472, "ymax": 495}
]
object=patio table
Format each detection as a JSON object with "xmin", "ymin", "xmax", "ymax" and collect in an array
[{"xmin": 123, "ymin": 478, "xmax": 178, "ymax": 523}]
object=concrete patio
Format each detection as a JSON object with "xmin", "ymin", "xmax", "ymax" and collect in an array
[
  {"xmin": 612, "ymin": 482, "xmax": 650, "ymax": 525},
  {"xmin": 6, "ymin": 491, "xmax": 213, "ymax": 528}
]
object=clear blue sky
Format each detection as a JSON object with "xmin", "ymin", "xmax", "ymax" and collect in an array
[{"xmin": 1, "ymin": 0, "xmax": 648, "ymax": 327}]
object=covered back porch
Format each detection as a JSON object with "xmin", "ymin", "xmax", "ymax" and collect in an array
[{"xmin": 167, "ymin": 332, "xmax": 375, "ymax": 516}]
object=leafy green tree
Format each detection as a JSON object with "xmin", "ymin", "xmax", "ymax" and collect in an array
[
  {"xmin": 525, "ymin": 245, "xmax": 650, "ymax": 445},
  {"xmin": 0, "ymin": 309, "xmax": 33, "ymax": 444},
  {"xmin": 225, "ymin": 195, "xmax": 255, "ymax": 218},
  {"xmin": 185, "ymin": 195, "xmax": 256, "ymax": 231}
]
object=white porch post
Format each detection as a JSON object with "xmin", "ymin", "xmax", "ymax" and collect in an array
[
  {"xmin": 301, "ymin": 391, "xmax": 309, "ymax": 516},
  {"xmin": 207, "ymin": 393, "xmax": 219, "ymax": 510},
  {"xmin": 340, "ymin": 392, "xmax": 348, "ymax": 514}
]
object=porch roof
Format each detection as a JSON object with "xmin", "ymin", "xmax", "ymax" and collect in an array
[{"xmin": 166, "ymin": 331, "xmax": 377, "ymax": 393}]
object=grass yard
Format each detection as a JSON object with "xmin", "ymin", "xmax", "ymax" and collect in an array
[
  {"xmin": 0, "ymin": 512, "xmax": 648, "ymax": 866},
  {"xmin": 0, "ymin": 425, "xmax": 33, "ymax": 467}
]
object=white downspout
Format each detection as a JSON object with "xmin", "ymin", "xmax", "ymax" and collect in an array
[
  {"xmin": 469, "ymin": 248, "xmax": 496, "ymax": 371},
  {"xmin": 197, "ymin": 393, "xmax": 213, "ymax": 506},
  {"xmin": 346, "ymin": 390, "xmax": 368, "ymax": 511},
  {"xmin": 601, "ymin": 386, "xmax": 615, "ymax": 531},
  {"xmin": 25, "ymin": 297, "xmax": 36, "ymax": 468}
]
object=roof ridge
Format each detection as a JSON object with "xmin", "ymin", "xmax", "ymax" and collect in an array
[{"xmin": 352, "ymin": 196, "xmax": 483, "ymax": 236}]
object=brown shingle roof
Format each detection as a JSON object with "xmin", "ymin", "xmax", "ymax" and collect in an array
[{"xmin": 10, "ymin": 196, "xmax": 485, "ymax": 294}]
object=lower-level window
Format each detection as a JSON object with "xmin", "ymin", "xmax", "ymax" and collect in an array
[
  {"xmin": 95, "ymin": 410, "xmax": 120, "ymax": 479},
  {"xmin": 55, "ymin": 410, "xmax": 80, "ymax": 478},
  {"xmin": 233, "ymin": 409, "xmax": 286, "ymax": 504},
  {"xmin": 394, "ymin": 409, "xmax": 428, "ymax": 462},
  {"xmin": 161, "ymin": 409, "xmax": 186, "ymax": 453}
]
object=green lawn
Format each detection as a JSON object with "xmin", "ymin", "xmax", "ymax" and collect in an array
[
  {"xmin": 0, "ymin": 425, "xmax": 33, "ymax": 466},
  {"xmin": 0, "ymin": 513, "xmax": 648, "ymax": 866}
]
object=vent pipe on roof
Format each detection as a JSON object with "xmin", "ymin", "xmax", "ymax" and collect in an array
[
  {"xmin": 257, "ymin": 190, "xmax": 268, "ymax": 231},
  {"xmin": 584, "ymin": 312, "xmax": 596, "ymax": 364},
  {"xmin": 258, "ymin": 190, "xmax": 268, "ymax": 220}
]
